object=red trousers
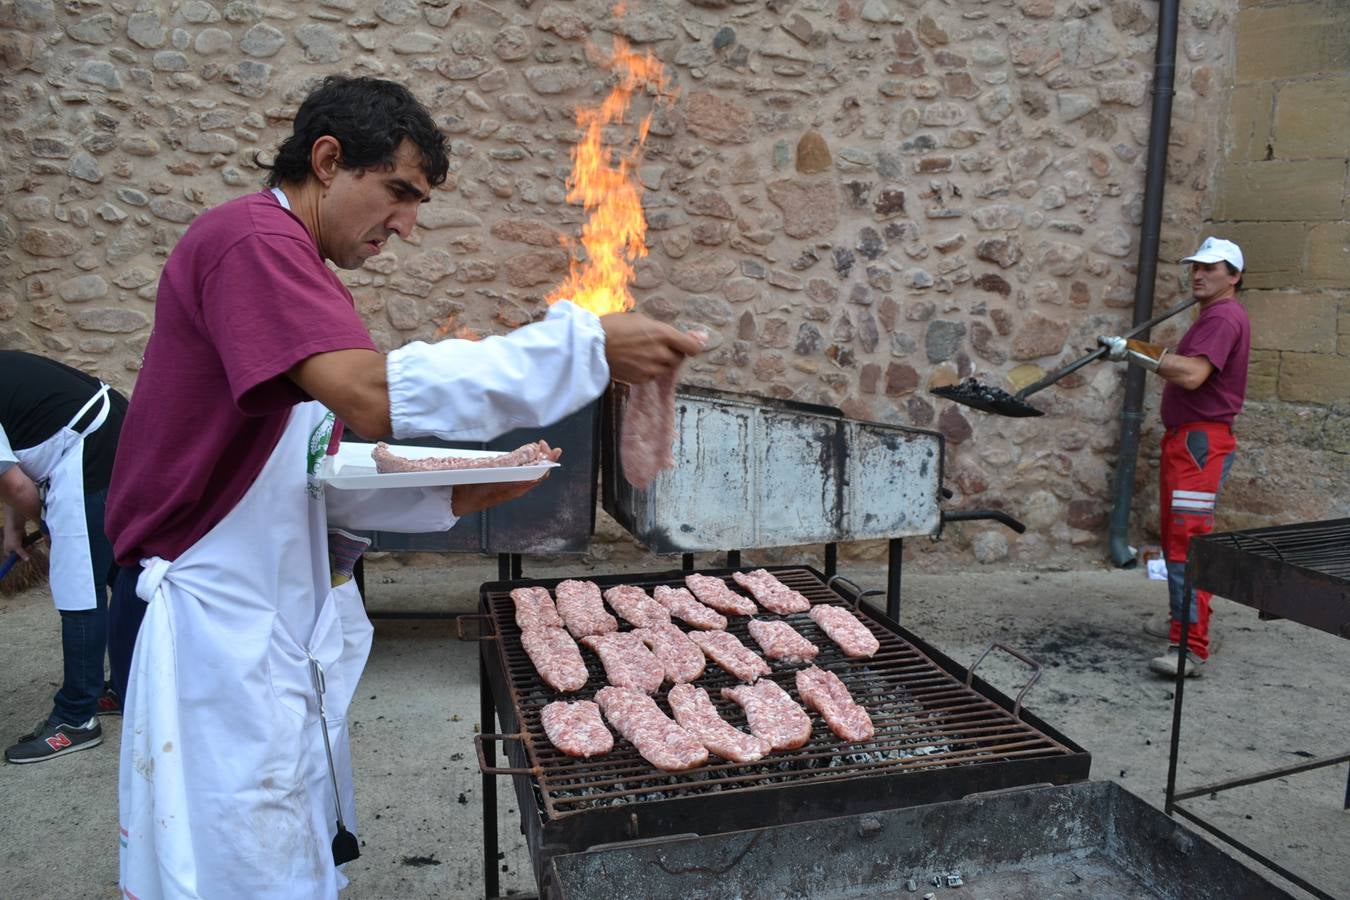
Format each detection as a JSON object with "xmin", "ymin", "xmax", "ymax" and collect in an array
[{"xmin": 1160, "ymin": 422, "xmax": 1236, "ymax": 660}]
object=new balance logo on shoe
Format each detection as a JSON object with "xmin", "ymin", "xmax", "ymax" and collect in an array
[{"xmin": 45, "ymin": 733, "xmax": 73, "ymax": 752}]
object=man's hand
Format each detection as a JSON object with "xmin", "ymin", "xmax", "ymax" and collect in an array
[
  {"xmin": 1097, "ymin": 335, "xmax": 1128, "ymax": 361},
  {"xmin": 3, "ymin": 508, "xmax": 29, "ymax": 560},
  {"xmin": 600, "ymin": 312, "xmax": 705, "ymax": 384},
  {"xmin": 449, "ymin": 443, "xmax": 562, "ymax": 516},
  {"xmin": 1097, "ymin": 335, "xmax": 1167, "ymax": 372}
]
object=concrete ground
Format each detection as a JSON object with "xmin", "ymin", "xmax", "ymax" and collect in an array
[{"xmin": 1, "ymin": 550, "xmax": 1347, "ymax": 899}]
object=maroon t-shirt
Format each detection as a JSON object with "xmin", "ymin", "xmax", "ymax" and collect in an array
[
  {"xmin": 1160, "ymin": 297, "xmax": 1251, "ymax": 429},
  {"xmin": 107, "ymin": 191, "xmax": 376, "ymax": 565}
]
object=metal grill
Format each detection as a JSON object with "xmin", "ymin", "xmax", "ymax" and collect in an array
[
  {"xmin": 485, "ymin": 567, "xmax": 1075, "ymax": 816},
  {"xmin": 1186, "ymin": 517, "xmax": 1350, "ymax": 638}
]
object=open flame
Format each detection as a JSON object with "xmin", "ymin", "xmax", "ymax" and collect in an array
[{"xmin": 546, "ymin": 36, "xmax": 670, "ymax": 316}]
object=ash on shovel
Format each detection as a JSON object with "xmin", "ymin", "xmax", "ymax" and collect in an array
[{"xmin": 931, "ymin": 378, "xmax": 1044, "ymax": 418}]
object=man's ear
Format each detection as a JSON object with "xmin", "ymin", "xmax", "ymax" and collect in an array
[{"xmin": 310, "ymin": 135, "xmax": 343, "ymax": 188}]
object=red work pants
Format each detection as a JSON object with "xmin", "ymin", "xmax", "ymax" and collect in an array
[{"xmin": 1160, "ymin": 422, "xmax": 1237, "ymax": 660}]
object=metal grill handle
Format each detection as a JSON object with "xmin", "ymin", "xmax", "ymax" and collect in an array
[
  {"xmin": 825, "ymin": 574, "xmax": 886, "ymax": 612},
  {"xmin": 965, "ymin": 642, "xmax": 1043, "ymax": 720},
  {"xmin": 474, "ymin": 732, "xmax": 536, "ymax": 776}
]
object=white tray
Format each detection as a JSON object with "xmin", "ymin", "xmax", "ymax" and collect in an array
[{"xmin": 320, "ymin": 442, "xmax": 559, "ymax": 490}]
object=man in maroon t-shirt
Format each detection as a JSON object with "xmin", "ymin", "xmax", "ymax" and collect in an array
[{"xmin": 1098, "ymin": 237, "xmax": 1251, "ymax": 678}]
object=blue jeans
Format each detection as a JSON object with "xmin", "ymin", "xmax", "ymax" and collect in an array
[
  {"xmin": 49, "ymin": 489, "xmax": 115, "ymax": 726},
  {"xmin": 108, "ymin": 562, "xmax": 147, "ymax": 704}
]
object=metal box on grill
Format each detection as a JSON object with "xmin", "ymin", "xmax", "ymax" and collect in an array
[
  {"xmin": 356, "ymin": 401, "xmax": 599, "ymax": 555},
  {"xmin": 601, "ymin": 386, "xmax": 944, "ymax": 553}
]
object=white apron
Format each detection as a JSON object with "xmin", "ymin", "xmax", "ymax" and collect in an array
[
  {"xmin": 13, "ymin": 384, "xmax": 111, "ymax": 611},
  {"xmin": 119, "ymin": 402, "xmax": 372, "ymax": 899}
]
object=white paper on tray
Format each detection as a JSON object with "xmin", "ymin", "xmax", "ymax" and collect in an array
[{"xmin": 320, "ymin": 442, "xmax": 559, "ymax": 490}]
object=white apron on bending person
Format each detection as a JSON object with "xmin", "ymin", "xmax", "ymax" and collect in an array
[{"xmin": 12, "ymin": 384, "xmax": 111, "ymax": 611}]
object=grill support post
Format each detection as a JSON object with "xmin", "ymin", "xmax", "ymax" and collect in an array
[
  {"xmin": 480, "ymin": 653, "xmax": 500, "ymax": 900},
  {"xmin": 887, "ymin": 538, "xmax": 903, "ymax": 622},
  {"xmin": 1165, "ymin": 533, "xmax": 1348, "ymax": 900}
]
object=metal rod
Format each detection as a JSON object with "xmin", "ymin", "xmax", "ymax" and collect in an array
[
  {"xmin": 886, "ymin": 538, "xmax": 903, "ymax": 622},
  {"xmin": 726, "ymin": 549, "xmax": 741, "ymax": 568},
  {"xmin": 824, "ymin": 543, "xmax": 837, "ymax": 577},
  {"xmin": 1164, "ymin": 568, "xmax": 1193, "ymax": 815},
  {"xmin": 479, "ymin": 652, "xmax": 498, "ymax": 900},
  {"xmin": 511, "ymin": 554, "xmax": 522, "ymax": 580},
  {"xmin": 1173, "ymin": 750, "xmax": 1350, "ymax": 802},
  {"xmin": 1171, "ymin": 806, "xmax": 1340, "ymax": 900},
  {"xmin": 497, "ymin": 553, "xmax": 510, "ymax": 581},
  {"xmin": 1107, "ymin": 0, "xmax": 1181, "ymax": 569},
  {"xmin": 353, "ymin": 555, "xmax": 365, "ymax": 598},
  {"xmin": 365, "ymin": 610, "xmax": 457, "ymax": 621},
  {"xmin": 682, "ymin": 553, "xmax": 694, "ymax": 572}
]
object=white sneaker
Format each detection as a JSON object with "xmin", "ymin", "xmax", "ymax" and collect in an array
[{"xmin": 1148, "ymin": 648, "xmax": 1206, "ymax": 678}]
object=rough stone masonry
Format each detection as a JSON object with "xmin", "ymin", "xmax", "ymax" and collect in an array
[{"xmin": 1, "ymin": 0, "xmax": 1333, "ymax": 567}]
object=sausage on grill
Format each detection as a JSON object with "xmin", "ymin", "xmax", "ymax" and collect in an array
[
  {"xmin": 747, "ymin": 618, "xmax": 820, "ymax": 664},
  {"xmin": 603, "ymin": 584, "xmax": 672, "ymax": 628},
  {"xmin": 720, "ymin": 679, "xmax": 812, "ymax": 751},
  {"xmin": 633, "ymin": 622, "xmax": 705, "ymax": 684},
  {"xmin": 595, "ymin": 686, "xmax": 708, "ymax": 771},
  {"xmin": 684, "ymin": 573, "xmax": 757, "ymax": 616},
  {"xmin": 540, "ymin": 700, "xmax": 613, "ymax": 758},
  {"xmin": 581, "ymin": 631, "xmax": 664, "ymax": 694},
  {"xmin": 555, "ymin": 579, "xmax": 618, "ymax": 639},
  {"xmin": 653, "ymin": 584, "xmax": 728, "ymax": 630},
  {"xmin": 731, "ymin": 569, "xmax": 811, "ymax": 615},
  {"xmin": 795, "ymin": 666, "xmax": 874, "ymax": 743},
  {"xmin": 519, "ymin": 627, "xmax": 588, "ymax": 693},
  {"xmin": 668, "ymin": 683, "xmax": 770, "ymax": 764},
  {"xmin": 510, "ymin": 586, "xmax": 563, "ymax": 632},
  {"xmin": 808, "ymin": 604, "xmax": 880, "ymax": 659},
  {"xmin": 687, "ymin": 630, "xmax": 771, "ymax": 683}
]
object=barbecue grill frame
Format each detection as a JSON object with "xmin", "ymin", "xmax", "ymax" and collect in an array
[
  {"xmin": 1164, "ymin": 519, "xmax": 1350, "ymax": 900},
  {"xmin": 475, "ymin": 564, "xmax": 1091, "ymax": 899}
]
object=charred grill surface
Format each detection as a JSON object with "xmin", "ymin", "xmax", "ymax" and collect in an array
[
  {"xmin": 480, "ymin": 567, "xmax": 1087, "ymax": 829},
  {"xmin": 1188, "ymin": 518, "xmax": 1350, "ymax": 638}
]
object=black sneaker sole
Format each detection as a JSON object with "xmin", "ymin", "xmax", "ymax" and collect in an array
[{"xmin": 4, "ymin": 733, "xmax": 103, "ymax": 764}]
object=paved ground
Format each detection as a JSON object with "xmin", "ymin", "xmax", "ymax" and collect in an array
[{"xmin": 1, "ymin": 550, "xmax": 1346, "ymax": 899}]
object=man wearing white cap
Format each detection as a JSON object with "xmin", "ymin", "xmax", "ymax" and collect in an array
[{"xmin": 1097, "ymin": 237, "xmax": 1251, "ymax": 677}]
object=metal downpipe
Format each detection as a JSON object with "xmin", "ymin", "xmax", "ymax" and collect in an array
[{"xmin": 1107, "ymin": 0, "xmax": 1181, "ymax": 568}]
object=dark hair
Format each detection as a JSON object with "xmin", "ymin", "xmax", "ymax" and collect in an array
[
  {"xmin": 1224, "ymin": 260, "xmax": 1243, "ymax": 292},
  {"xmin": 261, "ymin": 76, "xmax": 449, "ymax": 189}
]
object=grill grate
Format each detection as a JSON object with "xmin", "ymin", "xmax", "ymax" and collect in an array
[
  {"xmin": 1208, "ymin": 519, "xmax": 1350, "ymax": 579},
  {"xmin": 483, "ymin": 567, "xmax": 1078, "ymax": 819}
]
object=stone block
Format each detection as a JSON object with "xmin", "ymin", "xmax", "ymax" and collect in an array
[
  {"xmin": 1207, "ymin": 222, "xmax": 1307, "ymax": 288},
  {"xmin": 1306, "ymin": 223, "xmax": 1350, "ymax": 286},
  {"xmin": 1225, "ymin": 83, "xmax": 1273, "ymax": 162},
  {"xmin": 1279, "ymin": 351, "xmax": 1350, "ymax": 404},
  {"xmin": 1244, "ymin": 292, "xmax": 1339, "ymax": 353},
  {"xmin": 1236, "ymin": 3, "xmax": 1350, "ymax": 82},
  {"xmin": 1274, "ymin": 76, "xmax": 1350, "ymax": 158},
  {"xmin": 1213, "ymin": 161, "xmax": 1346, "ymax": 222}
]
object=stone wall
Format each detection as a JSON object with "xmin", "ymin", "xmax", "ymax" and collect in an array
[
  {"xmin": 1130, "ymin": 0, "xmax": 1349, "ymax": 542},
  {"xmin": 0, "ymin": 0, "xmax": 1246, "ymax": 566}
]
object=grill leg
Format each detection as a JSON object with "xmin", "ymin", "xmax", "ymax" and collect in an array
[
  {"xmin": 682, "ymin": 553, "xmax": 694, "ymax": 571},
  {"xmin": 497, "ymin": 553, "xmax": 510, "ymax": 581},
  {"xmin": 886, "ymin": 538, "xmax": 903, "ymax": 621},
  {"xmin": 1165, "ymin": 566, "xmax": 1194, "ymax": 816},
  {"xmin": 511, "ymin": 554, "xmax": 522, "ymax": 580},
  {"xmin": 726, "ymin": 549, "xmax": 741, "ymax": 568},
  {"xmin": 824, "ymin": 543, "xmax": 837, "ymax": 578},
  {"xmin": 480, "ymin": 653, "xmax": 499, "ymax": 899}
]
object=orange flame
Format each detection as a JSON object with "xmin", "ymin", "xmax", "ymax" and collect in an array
[{"xmin": 546, "ymin": 36, "xmax": 669, "ymax": 316}]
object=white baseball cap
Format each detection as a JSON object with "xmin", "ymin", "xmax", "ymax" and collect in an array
[{"xmin": 1182, "ymin": 236, "xmax": 1244, "ymax": 272}]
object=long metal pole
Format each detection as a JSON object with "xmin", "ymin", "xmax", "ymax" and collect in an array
[
  {"xmin": 480, "ymin": 654, "xmax": 498, "ymax": 899},
  {"xmin": 1107, "ymin": 0, "xmax": 1180, "ymax": 568}
]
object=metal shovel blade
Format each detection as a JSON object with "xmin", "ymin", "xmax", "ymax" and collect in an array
[{"xmin": 931, "ymin": 379, "xmax": 1044, "ymax": 417}]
